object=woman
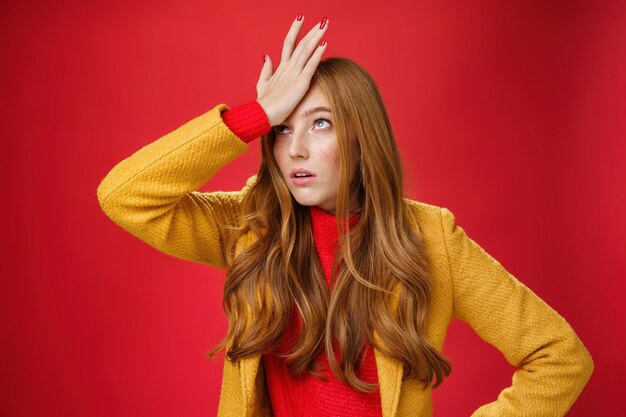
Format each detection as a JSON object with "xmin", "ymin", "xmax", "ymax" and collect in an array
[{"xmin": 97, "ymin": 14, "xmax": 593, "ymax": 417}]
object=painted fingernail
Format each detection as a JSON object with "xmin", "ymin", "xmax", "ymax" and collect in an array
[
  {"xmin": 262, "ymin": 54, "xmax": 267, "ymax": 63},
  {"xmin": 319, "ymin": 18, "xmax": 327, "ymax": 29},
  {"xmin": 296, "ymin": 13, "xmax": 303, "ymax": 21},
  {"xmin": 320, "ymin": 40, "xmax": 326, "ymax": 47}
]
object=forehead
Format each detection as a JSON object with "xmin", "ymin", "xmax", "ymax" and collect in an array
[{"xmin": 284, "ymin": 85, "xmax": 331, "ymax": 122}]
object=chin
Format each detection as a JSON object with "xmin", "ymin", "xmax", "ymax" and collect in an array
[
  {"xmin": 293, "ymin": 198, "xmax": 319, "ymax": 208},
  {"xmin": 290, "ymin": 193, "xmax": 324, "ymax": 209}
]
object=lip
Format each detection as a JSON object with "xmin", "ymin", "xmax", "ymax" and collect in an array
[
  {"xmin": 290, "ymin": 168, "xmax": 316, "ymax": 186},
  {"xmin": 290, "ymin": 168, "xmax": 316, "ymax": 178}
]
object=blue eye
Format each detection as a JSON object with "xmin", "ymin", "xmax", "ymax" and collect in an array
[
  {"xmin": 273, "ymin": 119, "xmax": 332, "ymax": 134},
  {"xmin": 314, "ymin": 119, "xmax": 331, "ymax": 129}
]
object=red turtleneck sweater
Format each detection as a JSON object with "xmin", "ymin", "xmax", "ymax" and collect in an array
[{"xmin": 221, "ymin": 102, "xmax": 383, "ymax": 416}]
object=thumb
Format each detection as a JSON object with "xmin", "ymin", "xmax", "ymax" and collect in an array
[{"xmin": 258, "ymin": 54, "xmax": 274, "ymax": 83}]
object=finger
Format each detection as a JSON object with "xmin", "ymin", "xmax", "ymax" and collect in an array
[
  {"xmin": 258, "ymin": 54, "xmax": 274, "ymax": 83},
  {"xmin": 256, "ymin": 55, "xmax": 274, "ymax": 98},
  {"xmin": 281, "ymin": 15, "xmax": 305, "ymax": 64},
  {"xmin": 301, "ymin": 40, "xmax": 327, "ymax": 79},
  {"xmin": 291, "ymin": 17, "xmax": 327, "ymax": 59},
  {"xmin": 292, "ymin": 18, "xmax": 329, "ymax": 70}
]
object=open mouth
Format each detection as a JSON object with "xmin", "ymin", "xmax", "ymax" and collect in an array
[
  {"xmin": 290, "ymin": 170, "xmax": 316, "ymax": 185},
  {"xmin": 290, "ymin": 168, "xmax": 316, "ymax": 179}
]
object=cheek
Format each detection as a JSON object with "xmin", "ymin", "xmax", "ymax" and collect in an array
[
  {"xmin": 313, "ymin": 148, "xmax": 341, "ymax": 190},
  {"xmin": 320, "ymin": 144, "xmax": 341, "ymax": 172}
]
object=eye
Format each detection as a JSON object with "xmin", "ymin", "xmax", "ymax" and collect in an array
[
  {"xmin": 273, "ymin": 119, "xmax": 332, "ymax": 134},
  {"xmin": 273, "ymin": 125, "xmax": 290, "ymax": 135},
  {"xmin": 314, "ymin": 119, "xmax": 331, "ymax": 129}
]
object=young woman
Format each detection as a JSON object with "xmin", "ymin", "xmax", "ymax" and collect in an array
[{"xmin": 97, "ymin": 14, "xmax": 593, "ymax": 417}]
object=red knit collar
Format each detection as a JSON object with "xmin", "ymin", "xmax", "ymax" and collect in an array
[{"xmin": 309, "ymin": 206, "xmax": 361, "ymax": 232}]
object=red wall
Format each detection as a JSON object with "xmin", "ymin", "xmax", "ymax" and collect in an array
[{"xmin": 1, "ymin": 1, "xmax": 624, "ymax": 415}]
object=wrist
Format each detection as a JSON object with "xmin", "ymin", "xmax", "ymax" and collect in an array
[
  {"xmin": 256, "ymin": 98, "xmax": 277, "ymax": 127},
  {"xmin": 221, "ymin": 101, "xmax": 271, "ymax": 143}
]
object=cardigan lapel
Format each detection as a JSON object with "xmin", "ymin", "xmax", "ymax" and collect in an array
[
  {"xmin": 234, "ymin": 229, "xmax": 266, "ymax": 416},
  {"xmin": 239, "ymin": 353, "xmax": 262, "ymax": 416},
  {"xmin": 373, "ymin": 281, "xmax": 404, "ymax": 417},
  {"xmin": 373, "ymin": 212, "xmax": 423, "ymax": 417},
  {"xmin": 374, "ymin": 344, "xmax": 403, "ymax": 417}
]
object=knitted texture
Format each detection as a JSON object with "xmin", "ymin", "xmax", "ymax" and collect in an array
[
  {"xmin": 263, "ymin": 205, "xmax": 382, "ymax": 417},
  {"xmin": 96, "ymin": 103, "xmax": 594, "ymax": 417},
  {"xmin": 221, "ymin": 100, "xmax": 271, "ymax": 143},
  {"xmin": 309, "ymin": 205, "xmax": 361, "ymax": 286}
]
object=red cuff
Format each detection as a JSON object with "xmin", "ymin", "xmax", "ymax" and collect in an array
[{"xmin": 221, "ymin": 101, "xmax": 271, "ymax": 143}]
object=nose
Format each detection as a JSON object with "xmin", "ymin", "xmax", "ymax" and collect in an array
[{"xmin": 287, "ymin": 131, "xmax": 309, "ymax": 159}]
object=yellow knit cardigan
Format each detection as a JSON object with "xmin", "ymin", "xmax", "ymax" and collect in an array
[{"xmin": 96, "ymin": 103, "xmax": 594, "ymax": 417}]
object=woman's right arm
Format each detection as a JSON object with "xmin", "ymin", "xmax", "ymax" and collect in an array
[
  {"xmin": 96, "ymin": 102, "xmax": 269, "ymax": 269},
  {"xmin": 97, "ymin": 14, "xmax": 330, "ymax": 268}
]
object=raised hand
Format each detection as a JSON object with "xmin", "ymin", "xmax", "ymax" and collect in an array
[{"xmin": 256, "ymin": 15, "xmax": 329, "ymax": 127}]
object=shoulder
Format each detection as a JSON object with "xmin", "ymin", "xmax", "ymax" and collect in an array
[
  {"xmin": 191, "ymin": 175, "xmax": 258, "ymax": 221},
  {"xmin": 213, "ymin": 174, "xmax": 257, "ymax": 215},
  {"xmin": 206, "ymin": 175, "xmax": 257, "ymax": 198},
  {"xmin": 402, "ymin": 197, "xmax": 446, "ymax": 228},
  {"xmin": 402, "ymin": 197, "xmax": 462, "ymax": 248},
  {"xmin": 241, "ymin": 175, "xmax": 258, "ymax": 195}
]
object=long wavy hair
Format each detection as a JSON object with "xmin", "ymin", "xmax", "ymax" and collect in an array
[{"xmin": 209, "ymin": 57, "xmax": 451, "ymax": 392}]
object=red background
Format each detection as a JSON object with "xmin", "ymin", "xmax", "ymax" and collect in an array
[{"xmin": 1, "ymin": 0, "xmax": 624, "ymax": 415}]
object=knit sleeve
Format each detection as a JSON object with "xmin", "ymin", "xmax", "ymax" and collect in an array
[
  {"xmin": 440, "ymin": 207, "xmax": 593, "ymax": 416},
  {"xmin": 221, "ymin": 100, "xmax": 272, "ymax": 143},
  {"xmin": 96, "ymin": 103, "xmax": 255, "ymax": 269}
]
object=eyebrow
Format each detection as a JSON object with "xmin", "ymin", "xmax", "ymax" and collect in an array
[
  {"xmin": 280, "ymin": 107, "xmax": 332, "ymax": 125},
  {"xmin": 303, "ymin": 106, "xmax": 332, "ymax": 117}
]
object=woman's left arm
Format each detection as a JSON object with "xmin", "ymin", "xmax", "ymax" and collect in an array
[{"xmin": 440, "ymin": 207, "xmax": 594, "ymax": 417}]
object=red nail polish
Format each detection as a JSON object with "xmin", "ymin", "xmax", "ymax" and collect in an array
[
  {"xmin": 319, "ymin": 18, "xmax": 327, "ymax": 29},
  {"xmin": 319, "ymin": 40, "xmax": 326, "ymax": 47},
  {"xmin": 262, "ymin": 54, "xmax": 267, "ymax": 62},
  {"xmin": 296, "ymin": 13, "xmax": 303, "ymax": 21}
]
